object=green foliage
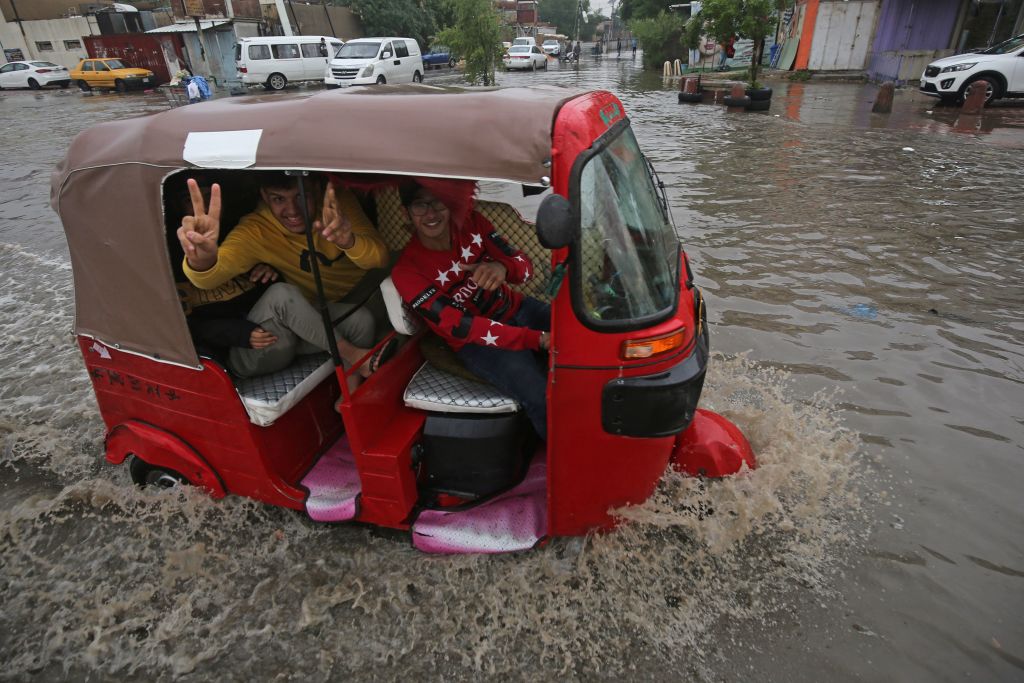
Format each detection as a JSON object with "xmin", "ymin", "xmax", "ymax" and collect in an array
[
  {"xmin": 538, "ymin": 0, "xmax": 590, "ymax": 36},
  {"xmin": 690, "ymin": 0, "xmax": 776, "ymax": 85},
  {"xmin": 343, "ymin": 0, "xmax": 436, "ymax": 49},
  {"xmin": 582, "ymin": 12, "xmax": 608, "ymax": 41},
  {"xmin": 788, "ymin": 69, "xmax": 811, "ymax": 82},
  {"xmin": 426, "ymin": 0, "xmax": 458, "ymax": 34},
  {"xmin": 620, "ymin": 0, "xmax": 670, "ymax": 23},
  {"xmin": 628, "ymin": 12, "xmax": 687, "ymax": 70},
  {"xmin": 435, "ymin": 0, "xmax": 503, "ymax": 85}
]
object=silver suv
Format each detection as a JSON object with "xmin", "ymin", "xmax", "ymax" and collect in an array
[{"xmin": 919, "ymin": 34, "xmax": 1024, "ymax": 105}]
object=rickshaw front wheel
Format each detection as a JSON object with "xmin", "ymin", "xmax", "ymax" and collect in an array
[{"xmin": 129, "ymin": 455, "xmax": 187, "ymax": 490}]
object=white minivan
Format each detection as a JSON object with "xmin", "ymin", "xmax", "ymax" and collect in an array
[
  {"xmin": 236, "ymin": 35, "xmax": 344, "ymax": 90},
  {"xmin": 324, "ymin": 37, "xmax": 423, "ymax": 87}
]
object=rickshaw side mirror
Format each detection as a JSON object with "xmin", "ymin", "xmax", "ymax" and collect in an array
[{"xmin": 536, "ymin": 194, "xmax": 574, "ymax": 249}]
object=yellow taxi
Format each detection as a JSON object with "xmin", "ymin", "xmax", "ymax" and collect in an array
[{"xmin": 70, "ymin": 58, "xmax": 156, "ymax": 92}]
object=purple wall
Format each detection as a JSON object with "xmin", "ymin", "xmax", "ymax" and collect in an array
[{"xmin": 868, "ymin": 0, "xmax": 962, "ymax": 82}]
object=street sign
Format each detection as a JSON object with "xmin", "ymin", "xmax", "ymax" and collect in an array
[{"xmin": 182, "ymin": 0, "xmax": 205, "ymax": 17}]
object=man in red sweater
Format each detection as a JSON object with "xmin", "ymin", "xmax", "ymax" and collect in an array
[{"xmin": 390, "ymin": 182, "xmax": 551, "ymax": 439}]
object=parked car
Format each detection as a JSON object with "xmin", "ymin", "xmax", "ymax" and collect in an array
[
  {"xmin": 920, "ymin": 33, "xmax": 1024, "ymax": 105},
  {"xmin": 541, "ymin": 40, "xmax": 561, "ymax": 56},
  {"xmin": 325, "ymin": 37, "xmax": 423, "ymax": 87},
  {"xmin": 422, "ymin": 45, "xmax": 456, "ymax": 68},
  {"xmin": 512, "ymin": 37, "xmax": 535, "ymax": 48},
  {"xmin": 69, "ymin": 58, "xmax": 155, "ymax": 92},
  {"xmin": 0, "ymin": 61, "xmax": 71, "ymax": 90},
  {"xmin": 503, "ymin": 45, "xmax": 548, "ymax": 71},
  {"xmin": 235, "ymin": 35, "xmax": 344, "ymax": 91}
]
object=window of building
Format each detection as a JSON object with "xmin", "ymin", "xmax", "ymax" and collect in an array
[
  {"xmin": 35, "ymin": 41, "xmax": 54, "ymax": 51},
  {"xmin": 248, "ymin": 44, "xmax": 271, "ymax": 60},
  {"xmin": 64, "ymin": 39, "xmax": 82, "ymax": 50}
]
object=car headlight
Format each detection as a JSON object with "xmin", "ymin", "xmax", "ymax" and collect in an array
[
  {"xmin": 360, "ymin": 64, "xmax": 374, "ymax": 77},
  {"xmin": 940, "ymin": 62, "xmax": 976, "ymax": 73}
]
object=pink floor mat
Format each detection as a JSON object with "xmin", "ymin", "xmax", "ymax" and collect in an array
[
  {"xmin": 301, "ymin": 435, "xmax": 360, "ymax": 522},
  {"xmin": 412, "ymin": 458, "xmax": 548, "ymax": 554}
]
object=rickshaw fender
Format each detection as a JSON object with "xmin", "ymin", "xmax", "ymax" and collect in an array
[
  {"xmin": 670, "ymin": 409, "xmax": 756, "ymax": 477},
  {"xmin": 106, "ymin": 421, "xmax": 226, "ymax": 498}
]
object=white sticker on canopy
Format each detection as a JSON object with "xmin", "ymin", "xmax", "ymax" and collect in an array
[{"xmin": 183, "ymin": 129, "xmax": 263, "ymax": 169}]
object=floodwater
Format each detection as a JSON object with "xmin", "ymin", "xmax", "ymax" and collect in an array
[{"xmin": 2, "ymin": 54, "xmax": 1023, "ymax": 681}]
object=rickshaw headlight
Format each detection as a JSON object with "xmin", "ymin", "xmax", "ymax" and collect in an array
[{"xmin": 622, "ymin": 328, "xmax": 687, "ymax": 360}]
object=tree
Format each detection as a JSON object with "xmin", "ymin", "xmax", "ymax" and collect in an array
[
  {"xmin": 620, "ymin": 0, "xmax": 670, "ymax": 23},
  {"xmin": 538, "ymin": 0, "xmax": 591, "ymax": 37},
  {"xmin": 688, "ymin": 0, "xmax": 779, "ymax": 86},
  {"xmin": 435, "ymin": 0, "xmax": 504, "ymax": 85},
  {"xmin": 343, "ymin": 0, "xmax": 436, "ymax": 49},
  {"xmin": 629, "ymin": 11, "xmax": 687, "ymax": 70}
]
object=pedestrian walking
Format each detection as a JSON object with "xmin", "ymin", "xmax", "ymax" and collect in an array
[
  {"xmin": 617, "ymin": 38, "xmax": 622, "ymax": 55},
  {"xmin": 631, "ymin": 38, "xmax": 637, "ymax": 57}
]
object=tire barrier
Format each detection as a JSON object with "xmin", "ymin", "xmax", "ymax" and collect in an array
[
  {"xmin": 723, "ymin": 95, "xmax": 751, "ymax": 108},
  {"xmin": 745, "ymin": 98, "xmax": 771, "ymax": 111},
  {"xmin": 745, "ymin": 86, "xmax": 773, "ymax": 101}
]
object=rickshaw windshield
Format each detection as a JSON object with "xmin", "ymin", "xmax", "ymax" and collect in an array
[{"xmin": 576, "ymin": 125, "xmax": 679, "ymax": 327}]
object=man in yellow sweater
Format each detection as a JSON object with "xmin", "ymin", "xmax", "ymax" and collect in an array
[{"xmin": 177, "ymin": 172, "xmax": 390, "ymax": 380}]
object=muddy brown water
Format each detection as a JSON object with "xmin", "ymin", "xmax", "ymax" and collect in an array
[{"xmin": 1, "ymin": 57, "xmax": 1022, "ymax": 681}]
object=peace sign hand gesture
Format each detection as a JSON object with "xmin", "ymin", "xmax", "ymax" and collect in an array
[{"xmin": 176, "ymin": 178, "xmax": 222, "ymax": 272}]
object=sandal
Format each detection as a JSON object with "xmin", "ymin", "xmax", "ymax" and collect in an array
[{"xmin": 367, "ymin": 337, "xmax": 399, "ymax": 375}]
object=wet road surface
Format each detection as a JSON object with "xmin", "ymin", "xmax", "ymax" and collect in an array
[{"xmin": 1, "ymin": 55, "xmax": 1023, "ymax": 681}]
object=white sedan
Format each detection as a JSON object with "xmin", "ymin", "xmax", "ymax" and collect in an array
[
  {"xmin": 0, "ymin": 61, "xmax": 72, "ymax": 90},
  {"xmin": 504, "ymin": 45, "xmax": 548, "ymax": 71}
]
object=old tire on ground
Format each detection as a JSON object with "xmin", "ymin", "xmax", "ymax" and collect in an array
[
  {"xmin": 78, "ymin": 80, "xmax": 92, "ymax": 91},
  {"xmin": 723, "ymin": 94, "xmax": 751, "ymax": 108},
  {"xmin": 28, "ymin": 78, "xmax": 41, "ymax": 90},
  {"xmin": 745, "ymin": 86, "xmax": 772, "ymax": 101},
  {"xmin": 959, "ymin": 75, "xmax": 1000, "ymax": 105},
  {"xmin": 678, "ymin": 91, "xmax": 703, "ymax": 103},
  {"xmin": 266, "ymin": 73, "xmax": 287, "ymax": 91},
  {"xmin": 413, "ymin": 70, "xmax": 422, "ymax": 83},
  {"xmin": 746, "ymin": 98, "xmax": 771, "ymax": 111},
  {"xmin": 129, "ymin": 455, "xmax": 187, "ymax": 490},
  {"xmin": 115, "ymin": 79, "xmax": 127, "ymax": 93}
]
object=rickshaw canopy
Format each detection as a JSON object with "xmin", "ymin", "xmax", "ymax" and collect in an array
[{"xmin": 51, "ymin": 85, "xmax": 585, "ymax": 367}]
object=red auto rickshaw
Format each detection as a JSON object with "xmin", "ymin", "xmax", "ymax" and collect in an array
[{"xmin": 51, "ymin": 85, "xmax": 754, "ymax": 553}]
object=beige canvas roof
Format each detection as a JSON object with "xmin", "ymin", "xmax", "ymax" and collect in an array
[{"xmin": 51, "ymin": 85, "xmax": 585, "ymax": 367}]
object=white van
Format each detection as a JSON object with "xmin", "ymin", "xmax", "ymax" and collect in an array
[
  {"xmin": 236, "ymin": 36, "xmax": 344, "ymax": 90},
  {"xmin": 325, "ymin": 37, "xmax": 423, "ymax": 87}
]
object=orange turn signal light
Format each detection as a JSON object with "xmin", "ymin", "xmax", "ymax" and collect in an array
[{"xmin": 621, "ymin": 327, "xmax": 687, "ymax": 360}]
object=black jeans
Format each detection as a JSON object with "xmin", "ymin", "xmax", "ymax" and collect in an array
[{"xmin": 456, "ymin": 297, "xmax": 551, "ymax": 439}]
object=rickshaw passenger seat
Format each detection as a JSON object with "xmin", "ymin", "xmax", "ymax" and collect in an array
[
  {"xmin": 233, "ymin": 353, "xmax": 335, "ymax": 427},
  {"xmin": 378, "ymin": 277, "xmax": 520, "ymax": 415}
]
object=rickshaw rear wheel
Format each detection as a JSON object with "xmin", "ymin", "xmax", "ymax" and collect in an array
[{"xmin": 129, "ymin": 455, "xmax": 187, "ymax": 490}]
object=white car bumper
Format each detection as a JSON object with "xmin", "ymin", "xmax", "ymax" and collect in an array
[{"xmin": 919, "ymin": 68, "xmax": 971, "ymax": 99}]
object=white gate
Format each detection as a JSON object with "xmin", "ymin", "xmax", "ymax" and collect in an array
[{"xmin": 808, "ymin": 0, "xmax": 878, "ymax": 71}]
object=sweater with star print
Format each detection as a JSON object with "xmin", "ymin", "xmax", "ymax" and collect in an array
[{"xmin": 391, "ymin": 211, "xmax": 542, "ymax": 352}]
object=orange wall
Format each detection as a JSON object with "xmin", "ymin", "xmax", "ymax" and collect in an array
[{"xmin": 794, "ymin": 0, "xmax": 820, "ymax": 70}]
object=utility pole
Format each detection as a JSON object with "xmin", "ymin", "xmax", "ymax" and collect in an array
[
  {"xmin": 275, "ymin": 0, "xmax": 294, "ymax": 35},
  {"xmin": 9, "ymin": 0, "xmax": 35, "ymax": 60}
]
